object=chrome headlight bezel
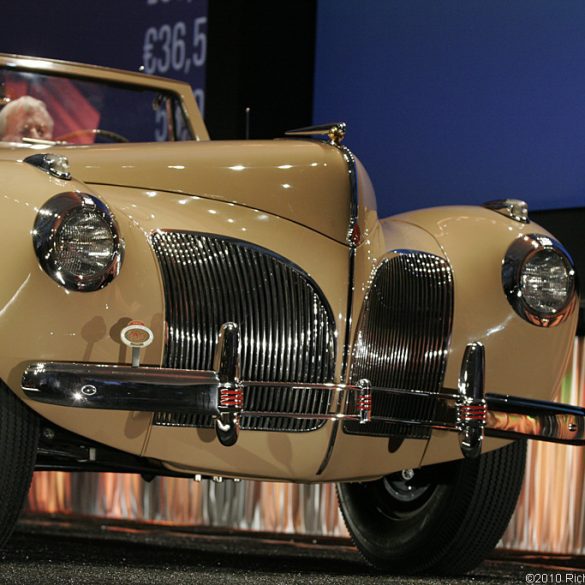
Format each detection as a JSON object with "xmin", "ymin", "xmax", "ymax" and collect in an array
[
  {"xmin": 502, "ymin": 233, "xmax": 578, "ymax": 327},
  {"xmin": 33, "ymin": 192, "xmax": 124, "ymax": 292}
]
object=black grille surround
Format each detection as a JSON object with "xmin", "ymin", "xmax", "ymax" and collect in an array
[
  {"xmin": 151, "ymin": 231, "xmax": 336, "ymax": 432},
  {"xmin": 344, "ymin": 251, "xmax": 454, "ymax": 439}
]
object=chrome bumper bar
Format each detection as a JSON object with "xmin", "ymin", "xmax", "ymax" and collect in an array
[
  {"xmin": 22, "ymin": 362, "xmax": 220, "ymax": 415},
  {"xmin": 20, "ymin": 325, "xmax": 585, "ymax": 457}
]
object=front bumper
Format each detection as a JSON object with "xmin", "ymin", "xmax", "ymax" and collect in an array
[
  {"xmin": 22, "ymin": 362, "xmax": 219, "ymax": 415},
  {"xmin": 22, "ymin": 370, "xmax": 585, "ymax": 451},
  {"xmin": 20, "ymin": 328, "xmax": 585, "ymax": 457}
]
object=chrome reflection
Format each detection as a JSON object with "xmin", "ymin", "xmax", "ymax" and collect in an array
[
  {"xmin": 32, "ymin": 192, "xmax": 124, "ymax": 292},
  {"xmin": 486, "ymin": 394, "xmax": 585, "ymax": 443},
  {"xmin": 214, "ymin": 322, "xmax": 243, "ymax": 446},
  {"xmin": 483, "ymin": 199, "xmax": 529, "ymax": 223},
  {"xmin": 285, "ymin": 122, "xmax": 347, "ymax": 146},
  {"xmin": 22, "ymin": 358, "xmax": 585, "ymax": 447},
  {"xmin": 22, "ymin": 362, "xmax": 220, "ymax": 414},
  {"xmin": 24, "ymin": 153, "xmax": 71, "ymax": 180},
  {"xmin": 457, "ymin": 342, "xmax": 487, "ymax": 459},
  {"xmin": 502, "ymin": 233, "xmax": 578, "ymax": 327},
  {"xmin": 345, "ymin": 251, "xmax": 454, "ymax": 439},
  {"xmin": 150, "ymin": 231, "xmax": 336, "ymax": 432}
]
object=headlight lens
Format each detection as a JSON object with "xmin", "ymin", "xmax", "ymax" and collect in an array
[
  {"xmin": 521, "ymin": 249, "xmax": 572, "ymax": 313},
  {"xmin": 502, "ymin": 234, "xmax": 577, "ymax": 327},
  {"xmin": 33, "ymin": 192, "xmax": 124, "ymax": 291}
]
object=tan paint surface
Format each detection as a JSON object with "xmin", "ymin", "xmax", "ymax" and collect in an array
[
  {"xmin": 2, "ymin": 175, "xmax": 350, "ymax": 481},
  {"xmin": 0, "ymin": 140, "xmax": 352, "ymax": 245},
  {"xmin": 0, "ymin": 162, "xmax": 164, "ymax": 455},
  {"xmin": 0, "ymin": 159, "xmax": 578, "ymax": 482},
  {"xmin": 54, "ymin": 140, "xmax": 349, "ymax": 244},
  {"xmin": 320, "ymin": 218, "xmax": 449, "ymax": 481},
  {"xmin": 0, "ymin": 50, "xmax": 578, "ymax": 481},
  {"xmin": 100, "ymin": 185, "xmax": 350, "ymax": 480},
  {"xmin": 324, "ymin": 201, "xmax": 577, "ymax": 476}
]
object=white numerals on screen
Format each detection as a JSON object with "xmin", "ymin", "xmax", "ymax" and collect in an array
[
  {"xmin": 154, "ymin": 108, "xmax": 168, "ymax": 142},
  {"xmin": 192, "ymin": 17, "xmax": 207, "ymax": 66},
  {"xmin": 143, "ymin": 18, "xmax": 207, "ymax": 75},
  {"xmin": 194, "ymin": 88, "xmax": 205, "ymax": 117}
]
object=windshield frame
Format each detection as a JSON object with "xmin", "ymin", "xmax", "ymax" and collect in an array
[{"xmin": 0, "ymin": 53, "xmax": 208, "ymax": 142}]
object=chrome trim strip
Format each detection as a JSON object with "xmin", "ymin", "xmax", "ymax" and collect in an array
[
  {"xmin": 285, "ymin": 122, "xmax": 347, "ymax": 146},
  {"xmin": 316, "ymin": 141, "xmax": 359, "ymax": 475},
  {"xmin": 339, "ymin": 144, "xmax": 359, "ymax": 246},
  {"xmin": 485, "ymin": 394, "xmax": 585, "ymax": 445},
  {"xmin": 240, "ymin": 411, "xmax": 456, "ymax": 430},
  {"xmin": 483, "ymin": 199, "xmax": 529, "ymax": 223},
  {"xmin": 502, "ymin": 233, "xmax": 578, "ymax": 327},
  {"xmin": 32, "ymin": 192, "xmax": 124, "ymax": 292},
  {"xmin": 243, "ymin": 391, "xmax": 585, "ymax": 445},
  {"xmin": 21, "ymin": 362, "xmax": 219, "ymax": 414},
  {"xmin": 242, "ymin": 380, "xmax": 456, "ymax": 400}
]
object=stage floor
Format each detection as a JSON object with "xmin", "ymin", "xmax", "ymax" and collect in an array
[{"xmin": 1, "ymin": 516, "xmax": 583, "ymax": 584}]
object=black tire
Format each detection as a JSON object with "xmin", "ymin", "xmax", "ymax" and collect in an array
[
  {"xmin": 0, "ymin": 383, "xmax": 39, "ymax": 548},
  {"xmin": 337, "ymin": 440, "xmax": 526, "ymax": 576}
]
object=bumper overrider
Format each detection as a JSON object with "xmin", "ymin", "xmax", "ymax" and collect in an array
[{"xmin": 21, "ymin": 323, "xmax": 585, "ymax": 458}]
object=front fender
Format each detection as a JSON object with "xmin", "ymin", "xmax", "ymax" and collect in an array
[
  {"xmin": 386, "ymin": 206, "xmax": 577, "ymax": 465},
  {"xmin": 0, "ymin": 160, "xmax": 163, "ymax": 455},
  {"xmin": 390, "ymin": 205, "xmax": 577, "ymax": 397}
]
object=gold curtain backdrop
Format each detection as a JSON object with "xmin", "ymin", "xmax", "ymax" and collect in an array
[{"xmin": 26, "ymin": 338, "xmax": 585, "ymax": 551}]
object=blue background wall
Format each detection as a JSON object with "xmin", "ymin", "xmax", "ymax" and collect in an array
[{"xmin": 314, "ymin": 1, "xmax": 585, "ymax": 217}]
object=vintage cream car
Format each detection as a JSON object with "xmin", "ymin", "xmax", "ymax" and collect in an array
[{"xmin": 0, "ymin": 53, "xmax": 581, "ymax": 574}]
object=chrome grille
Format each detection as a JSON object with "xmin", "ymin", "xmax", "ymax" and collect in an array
[
  {"xmin": 344, "ymin": 252, "xmax": 453, "ymax": 438},
  {"xmin": 151, "ymin": 231, "xmax": 336, "ymax": 432}
]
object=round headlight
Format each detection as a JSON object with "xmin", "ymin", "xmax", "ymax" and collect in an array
[
  {"xmin": 33, "ymin": 192, "xmax": 124, "ymax": 291},
  {"xmin": 502, "ymin": 234, "xmax": 577, "ymax": 327}
]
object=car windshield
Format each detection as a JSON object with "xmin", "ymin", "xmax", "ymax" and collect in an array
[{"xmin": 0, "ymin": 67, "xmax": 192, "ymax": 145}]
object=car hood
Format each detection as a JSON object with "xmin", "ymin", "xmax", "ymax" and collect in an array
[{"xmin": 5, "ymin": 140, "xmax": 352, "ymax": 244}]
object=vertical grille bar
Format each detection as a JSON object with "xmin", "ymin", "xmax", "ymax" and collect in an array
[
  {"xmin": 344, "ymin": 252, "xmax": 454, "ymax": 438},
  {"xmin": 151, "ymin": 231, "xmax": 336, "ymax": 432}
]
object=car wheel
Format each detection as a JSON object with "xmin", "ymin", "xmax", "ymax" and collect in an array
[
  {"xmin": 0, "ymin": 382, "xmax": 39, "ymax": 548},
  {"xmin": 337, "ymin": 440, "xmax": 526, "ymax": 575}
]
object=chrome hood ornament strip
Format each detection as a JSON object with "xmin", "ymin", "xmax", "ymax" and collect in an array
[{"xmin": 285, "ymin": 122, "xmax": 347, "ymax": 146}]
